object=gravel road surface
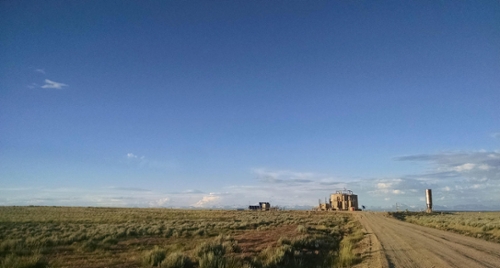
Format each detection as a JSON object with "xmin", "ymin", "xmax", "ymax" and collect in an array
[{"xmin": 355, "ymin": 212, "xmax": 500, "ymax": 268}]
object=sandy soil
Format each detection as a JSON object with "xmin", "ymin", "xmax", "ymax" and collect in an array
[{"xmin": 354, "ymin": 212, "xmax": 500, "ymax": 268}]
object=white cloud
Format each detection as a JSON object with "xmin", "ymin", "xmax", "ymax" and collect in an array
[
  {"xmin": 387, "ymin": 151, "xmax": 500, "ymax": 209},
  {"xmin": 392, "ymin": 190, "xmax": 404, "ymax": 195},
  {"xmin": 41, "ymin": 79, "xmax": 68, "ymax": 89},
  {"xmin": 193, "ymin": 194, "xmax": 221, "ymax": 207},
  {"xmin": 492, "ymin": 133, "xmax": 500, "ymax": 139},
  {"xmin": 109, "ymin": 186, "xmax": 150, "ymax": 192},
  {"xmin": 3, "ymin": 150, "xmax": 499, "ymax": 210},
  {"xmin": 396, "ymin": 151, "xmax": 500, "ymax": 181},
  {"xmin": 478, "ymin": 164, "xmax": 492, "ymax": 171},
  {"xmin": 377, "ymin": 182, "xmax": 393, "ymax": 189},
  {"xmin": 35, "ymin": 69, "xmax": 46, "ymax": 74},
  {"xmin": 151, "ymin": 197, "xmax": 170, "ymax": 207},
  {"xmin": 127, "ymin": 153, "xmax": 138, "ymax": 159},
  {"xmin": 453, "ymin": 163, "xmax": 475, "ymax": 172},
  {"xmin": 253, "ymin": 168, "xmax": 318, "ymax": 184},
  {"xmin": 125, "ymin": 153, "xmax": 175, "ymax": 170}
]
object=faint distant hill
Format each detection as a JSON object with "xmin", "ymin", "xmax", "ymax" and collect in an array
[
  {"xmin": 439, "ymin": 204, "xmax": 500, "ymax": 211},
  {"xmin": 365, "ymin": 203, "xmax": 500, "ymax": 212}
]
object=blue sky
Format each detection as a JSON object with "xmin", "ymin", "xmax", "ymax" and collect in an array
[{"xmin": 1, "ymin": 1, "xmax": 499, "ymax": 209}]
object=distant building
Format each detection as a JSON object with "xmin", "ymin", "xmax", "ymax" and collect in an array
[
  {"xmin": 317, "ymin": 190, "xmax": 359, "ymax": 211},
  {"xmin": 249, "ymin": 202, "xmax": 270, "ymax": 211},
  {"xmin": 330, "ymin": 190, "xmax": 359, "ymax": 211}
]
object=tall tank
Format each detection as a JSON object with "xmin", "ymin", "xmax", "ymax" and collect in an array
[{"xmin": 425, "ymin": 189, "xmax": 432, "ymax": 213}]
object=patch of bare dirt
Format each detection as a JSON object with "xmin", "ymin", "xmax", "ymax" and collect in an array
[{"xmin": 234, "ymin": 224, "xmax": 298, "ymax": 257}]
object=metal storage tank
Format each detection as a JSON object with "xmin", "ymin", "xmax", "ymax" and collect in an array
[{"xmin": 426, "ymin": 189, "xmax": 432, "ymax": 213}]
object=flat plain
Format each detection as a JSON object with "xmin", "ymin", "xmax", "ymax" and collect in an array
[
  {"xmin": 0, "ymin": 207, "xmax": 362, "ymax": 268},
  {"xmin": 4, "ymin": 207, "xmax": 499, "ymax": 268}
]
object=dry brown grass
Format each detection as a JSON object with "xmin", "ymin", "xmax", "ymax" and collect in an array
[
  {"xmin": 388, "ymin": 211, "xmax": 500, "ymax": 243},
  {"xmin": 0, "ymin": 207, "xmax": 362, "ymax": 268}
]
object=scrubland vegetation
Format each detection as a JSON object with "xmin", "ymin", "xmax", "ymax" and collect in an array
[
  {"xmin": 388, "ymin": 211, "xmax": 500, "ymax": 243},
  {"xmin": 0, "ymin": 207, "xmax": 362, "ymax": 268}
]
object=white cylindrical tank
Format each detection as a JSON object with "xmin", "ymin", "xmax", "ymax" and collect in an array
[{"xmin": 426, "ymin": 189, "xmax": 432, "ymax": 213}]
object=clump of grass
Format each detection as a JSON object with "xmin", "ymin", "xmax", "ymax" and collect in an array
[
  {"xmin": 161, "ymin": 252, "xmax": 192, "ymax": 268},
  {"xmin": 102, "ymin": 236, "xmax": 118, "ymax": 245},
  {"xmin": 142, "ymin": 246, "xmax": 167, "ymax": 267},
  {"xmin": 296, "ymin": 225, "xmax": 307, "ymax": 233},
  {"xmin": 335, "ymin": 226, "xmax": 363, "ymax": 267},
  {"xmin": 337, "ymin": 240, "xmax": 360, "ymax": 267},
  {"xmin": 195, "ymin": 235, "xmax": 241, "ymax": 268},
  {"xmin": 0, "ymin": 253, "xmax": 48, "ymax": 268},
  {"xmin": 194, "ymin": 228, "xmax": 205, "ymax": 236},
  {"xmin": 198, "ymin": 252, "xmax": 226, "ymax": 268},
  {"xmin": 260, "ymin": 244, "xmax": 294, "ymax": 267},
  {"xmin": 80, "ymin": 239, "xmax": 98, "ymax": 252},
  {"xmin": 195, "ymin": 241, "xmax": 225, "ymax": 258},
  {"xmin": 277, "ymin": 236, "xmax": 291, "ymax": 246}
]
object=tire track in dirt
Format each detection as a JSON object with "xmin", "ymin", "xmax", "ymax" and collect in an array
[
  {"xmin": 355, "ymin": 212, "xmax": 500, "ymax": 268},
  {"xmin": 402, "ymin": 222, "xmax": 500, "ymax": 267}
]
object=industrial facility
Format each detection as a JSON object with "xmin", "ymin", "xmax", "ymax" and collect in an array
[
  {"xmin": 317, "ymin": 189, "xmax": 359, "ymax": 211},
  {"xmin": 249, "ymin": 202, "xmax": 271, "ymax": 211}
]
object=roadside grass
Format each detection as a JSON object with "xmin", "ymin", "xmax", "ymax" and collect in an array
[
  {"xmin": 0, "ymin": 207, "xmax": 363, "ymax": 267},
  {"xmin": 388, "ymin": 211, "xmax": 500, "ymax": 243},
  {"xmin": 0, "ymin": 253, "xmax": 48, "ymax": 268},
  {"xmin": 335, "ymin": 219, "xmax": 363, "ymax": 267}
]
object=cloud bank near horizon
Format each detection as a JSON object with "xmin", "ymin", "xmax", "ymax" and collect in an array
[{"xmin": 1, "ymin": 151, "xmax": 499, "ymax": 210}]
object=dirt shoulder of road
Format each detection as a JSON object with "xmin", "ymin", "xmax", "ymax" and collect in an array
[{"xmin": 352, "ymin": 213, "xmax": 389, "ymax": 268}]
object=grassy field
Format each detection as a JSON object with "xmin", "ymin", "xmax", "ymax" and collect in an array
[
  {"xmin": 388, "ymin": 211, "xmax": 500, "ymax": 243},
  {"xmin": 0, "ymin": 206, "xmax": 363, "ymax": 268}
]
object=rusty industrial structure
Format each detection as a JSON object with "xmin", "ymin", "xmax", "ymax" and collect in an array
[
  {"xmin": 426, "ymin": 189, "xmax": 433, "ymax": 213},
  {"xmin": 249, "ymin": 202, "xmax": 270, "ymax": 211},
  {"xmin": 317, "ymin": 189, "xmax": 359, "ymax": 211}
]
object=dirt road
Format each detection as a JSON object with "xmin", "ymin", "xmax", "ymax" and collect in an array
[{"xmin": 354, "ymin": 212, "xmax": 500, "ymax": 268}]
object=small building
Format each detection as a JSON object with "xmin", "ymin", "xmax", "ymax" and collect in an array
[
  {"xmin": 317, "ymin": 198, "xmax": 331, "ymax": 211},
  {"xmin": 249, "ymin": 202, "xmax": 271, "ymax": 211}
]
